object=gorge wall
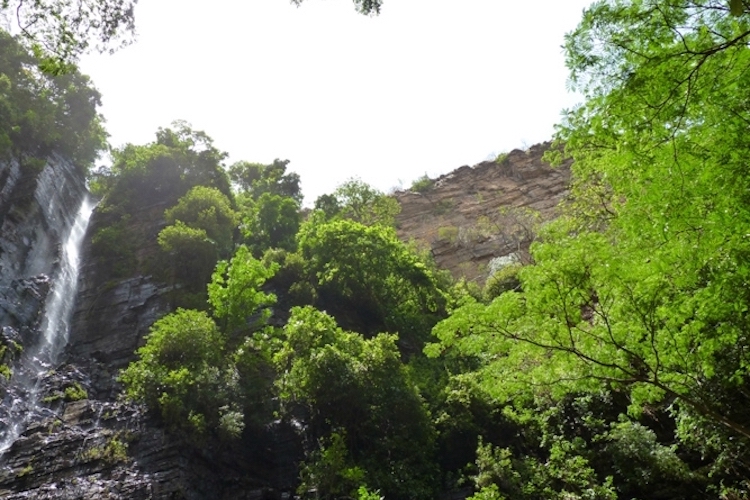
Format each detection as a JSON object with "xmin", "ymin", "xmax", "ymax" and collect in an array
[{"xmin": 394, "ymin": 143, "xmax": 571, "ymax": 284}]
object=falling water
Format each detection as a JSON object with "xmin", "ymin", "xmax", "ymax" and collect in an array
[{"xmin": 0, "ymin": 196, "xmax": 95, "ymax": 453}]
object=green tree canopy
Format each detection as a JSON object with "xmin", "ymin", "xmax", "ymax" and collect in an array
[
  {"xmin": 207, "ymin": 245, "xmax": 278, "ymax": 337},
  {"xmin": 93, "ymin": 121, "xmax": 231, "ymax": 210},
  {"xmin": 275, "ymin": 306, "xmax": 437, "ymax": 500},
  {"xmin": 239, "ymin": 192, "xmax": 301, "ymax": 255},
  {"xmin": 296, "ymin": 218, "xmax": 448, "ymax": 351},
  {"xmin": 157, "ymin": 186, "xmax": 238, "ymax": 299},
  {"xmin": 164, "ymin": 185, "xmax": 237, "ymax": 257},
  {"xmin": 120, "ymin": 308, "xmax": 242, "ymax": 439},
  {"xmin": 426, "ymin": 1, "xmax": 750, "ymax": 496},
  {"xmin": 313, "ymin": 178, "xmax": 400, "ymax": 227},
  {"xmin": 0, "ymin": 31, "xmax": 105, "ymax": 170},
  {"xmin": 229, "ymin": 158, "xmax": 302, "ymax": 204}
]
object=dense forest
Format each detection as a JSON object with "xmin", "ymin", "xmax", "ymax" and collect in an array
[{"xmin": 3, "ymin": 0, "xmax": 750, "ymax": 499}]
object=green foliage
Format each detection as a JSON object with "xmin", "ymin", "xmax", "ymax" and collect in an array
[
  {"xmin": 107, "ymin": 3, "xmax": 750, "ymax": 495},
  {"xmin": 483, "ymin": 263, "xmax": 522, "ymax": 301},
  {"xmin": 2, "ymin": 0, "xmax": 135, "ymax": 68},
  {"xmin": 155, "ymin": 184, "xmax": 237, "ymax": 298},
  {"xmin": 90, "ymin": 122, "xmax": 234, "ymax": 291},
  {"xmin": 298, "ymin": 432, "xmax": 368, "ymax": 499},
  {"xmin": 229, "ymin": 158, "xmax": 302, "ymax": 256},
  {"xmin": 157, "ymin": 221, "xmax": 217, "ymax": 296},
  {"xmin": 207, "ymin": 245, "xmax": 278, "ymax": 336},
  {"xmin": 120, "ymin": 309, "xmax": 241, "ymax": 440},
  {"xmin": 82, "ymin": 433, "xmax": 130, "ymax": 465},
  {"xmin": 494, "ymin": 151, "xmax": 509, "ymax": 165},
  {"xmin": 410, "ymin": 173, "xmax": 433, "ymax": 193},
  {"xmin": 239, "ymin": 192, "xmax": 301, "ymax": 255},
  {"xmin": 423, "ymin": 2, "xmax": 750, "ymax": 497},
  {"xmin": 296, "ymin": 219, "xmax": 448, "ymax": 350},
  {"xmin": 276, "ymin": 306, "xmax": 438, "ymax": 500},
  {"xmin": 314, "ymin": 178, "xmax": 400, "ymax": 227},
  {"xmin": 601, "ymin": 420, "xmax": 693, "ymax": 491},
  {"xmin": 229, "ymin": 158, "xmax": 302, "ymax": 204},
  {"xmin": 164, "ymin": 185, "xmax": 237, "ymax": 256},
  {"xmin": 437, "ymin": 225, "xmax": 459, "ymax": 244},
  {"xmin": 470, "ymin": 437, "xmax": 617, "ymax": 500},
  {"xmin": 42, "ymin": 382, "xmax": 88, "ymax": 404},
  {"xmin": 90, "ymin": 217, "xmax": 136, "ymax": 279},
  {"xmin": 63, "ymin": 382, "xmax": 88, "ymax": 402},
  {"xmin": 93, "ymin": 121, "xmax": 231, "ymax": 211},
  {"xmin": 0, "ymin": 31, "xmax": 105, "ymax": 171}
]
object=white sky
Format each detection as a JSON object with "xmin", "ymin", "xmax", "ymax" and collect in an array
[{"xmin": 79, "ymin": 0, "xmax": 592, "ymax": 205}]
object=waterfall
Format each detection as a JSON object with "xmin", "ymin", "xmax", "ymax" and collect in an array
[{"xmin": 0, "ymin": 196, "xmax": 95, "ymax": 454}]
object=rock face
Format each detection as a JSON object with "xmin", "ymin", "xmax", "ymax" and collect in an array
[
  {"xmin": 394, "ymin": 143, "xmax": 572, "ymax": 284},
  {"xmin": 0, "ymin": 158, "xmax": 87, "ymax": 348},
  {"xmin": 68, "ymin": 200, "xmax": 174, "ymax": 399},
  {"xmin": 0, "ymin": 157, "xmax": 88, "ymax": 437}
]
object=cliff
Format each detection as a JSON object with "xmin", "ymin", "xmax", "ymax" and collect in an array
[{"xmin": 394, "ymin": 142, "xmax": 571, "ymax": 283}]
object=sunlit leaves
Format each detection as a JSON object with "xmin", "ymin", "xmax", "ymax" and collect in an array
[
  {"xmin": 207, "ymin": 245, "xmax": 278, "ymax": 335},
  {"xmin": 4, "ymin": 0, "xmax": 136, "ymax": 67}
]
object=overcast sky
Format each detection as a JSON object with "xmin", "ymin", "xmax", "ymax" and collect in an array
[{"xmin": 79, "ymin": 0, "xmax": 592, "ymax": 205}]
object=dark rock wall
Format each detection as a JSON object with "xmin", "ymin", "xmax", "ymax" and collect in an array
[{"xmin": 0, "ymin": 158, "xmax": 87, "ymax": 341}]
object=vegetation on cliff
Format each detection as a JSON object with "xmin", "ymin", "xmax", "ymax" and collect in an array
[
  {"xmin": 106, "ymin": 3, "xmax": 750, "ymax": 495},
  {"xmin": 6, "ymin": 0, "xmax": 750, "ymax": 498},
  {"xmin": 112, "ymin": 2, "xmax": 750, "ymax": 498}
]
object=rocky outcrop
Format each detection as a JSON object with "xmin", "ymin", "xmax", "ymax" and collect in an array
[{"xmin": 394, "ymin": 143, "xmax": 572, "ymax": 283}]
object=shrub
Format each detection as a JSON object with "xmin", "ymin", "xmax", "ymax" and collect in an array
[
  {"xmin": 64, "ymin": 382, "xmax": 88, "ymax": 402},
  {"xmin": 120, "ymin": 309, "xmax": 241, "ymax": 439},
  {"xmin": 411, "ymin": 173, "xmax": 433, "ymax": 193},
  {"xmin": 484, "ymin": 263, "xmax": 523, "ymax": 300},
  {"xmin": 437, "ymin": 226, "xmax": 459, "ymax": 244}
]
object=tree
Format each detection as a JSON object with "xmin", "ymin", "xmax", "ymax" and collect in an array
[
  {"xmin": 207, "ymin": 245, "xmax": 278, "ymax": 337},
  {"xmin": 296, "ymin": 218, "xmax": 448, "ymax": 351},
  {"xmin": 163, "ymin": 185, "xmax": 237, "ymax": 257},
  {"xmin": 92, "ymin": 121, "xmax": 232, "ymax": 210},
  {"xmin": 157, "ymin": 186, "xmax": 238, "ymax": 299},
  {"xmin": 229, "ymin": 158, "xmax": 302, "ymax": 204},
  {"xmin": 0, "ymin": 31, "xmax": 105, "ymax": 169},
  {"xmin": 120, "ymin": 308, "xmax": 242, "ymax": 440},
  {"xmin": 157, "ymin": 221, "xmax": 218, "ymax": 296},
  {"xmin": 313, "ymin": 178, "xmax": 400, "ymax": 227},
  {"xmin": 275, "ymin": 306, "xmax": 437, "ymax": 500},
  {"xmin": 239, "ymin": 192, "xmax": 301, "ymax": 255},
  {"xmin": 426, "ymin": 1, "xmax": 750, "ymax": 495},
  {"xmin": 0, "ymin": 0, "xmax": 136, "ymax": 72}
]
